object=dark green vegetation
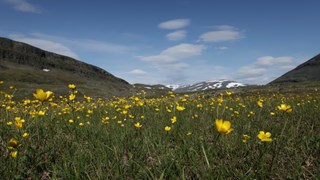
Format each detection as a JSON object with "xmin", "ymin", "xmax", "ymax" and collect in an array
[
  {"xmin": 1, "ymin": 36, "xmax": 320, "ymax": 178},
  {"xmin": 0, "ymin": 82, "xmax": 320, "ymax": 179},
  {"xmin": 0, "ymin": 37, "xmax": 133, "ymax": 98}
]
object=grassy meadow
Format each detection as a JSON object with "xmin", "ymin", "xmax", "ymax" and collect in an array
[{"xmin": 0, "ymin": 81, "xmax": 319, "ymax": 179}]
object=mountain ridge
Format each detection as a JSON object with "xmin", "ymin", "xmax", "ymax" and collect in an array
[
  {"xmin": 0, "ymin": 37, "xmax": 132, "ymax": 98},
  {"xmin": 270, "ymin": 53, "xmax": 320, "ymax": 84},
  {"xmin": 169, "ymin": 80, "xmax": 245, "ymax": 93}
]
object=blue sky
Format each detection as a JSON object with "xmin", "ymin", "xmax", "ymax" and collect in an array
[{"xmin": 1, "ymin": 0, "xmax": 320, "ymax": 85}]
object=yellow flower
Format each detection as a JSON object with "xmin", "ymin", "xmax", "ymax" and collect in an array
[
  {"xmin": 215, "ymin": 119, "xmax": 233, "ymax": 135},
  {"xmin": 22, "ymin": 132, "xmax": 29, "ymax": 138},
  {"xmin": 226, "ymin": 91, "xmax": 233, "ymax": 96},
  {"xmin": 79, "ymin": 122, "xmax": 84, "ymax": 126},
  {"xmin": 33, "ymin": 89, "xmax": 54, "ymax": 101},
  {"xmin": 14, "ymin": 117, "xmax": 25, "ymax": 129},
  {"xmin": 0, "ymin": 80, "xmax": 3, "ymax": 85},
  {"xmin": 101, "ymin": 117, "xmax": 109, "ymax": 124},
  {"xmin": 8, "ymin": 138, "xmax": 18, "ymax": 149},
  {"xmin": 171, "ymin": 116, "xmax": 177, "ymax": 124},
  {"xmin": 68, "ymin": 84, "xmax": 76, "ymax": 89},
  {"xmin": 7, "ymin": 121, "xmax": 13, "ymax": 125},
  {"xmin": 186, "ymin": 131, "xmax": 192, "ymax": 136},
  {"xmin": 257, "ymin": 131, "xmax": 272, "ymax": 142},
  {"xmin": 277, "ymin": 104, "xmax": 292, "ymax": 113},
  {"xmin": 257, "ymin": 99, "xmax": 263, "ymax": 108},
  {"xmin": 38, "ymin": 110, "xmax": 46, "ymax": 116},
  {"xmin": 242, "ymin": 134, "xmax": 251, "ymax": 143},
  {"xmin": 69, "ymin": 93, "xmax": 76, "ymax": 101},
  {"xmin": 134, "ymin": 122, "xmax": 142, "ymax": 128},
  {"xmin": 10, "ymin": 151, "xmax": 18, "ymax": 158},
  {"xmin": 69, "ymin": 119, "xmax": 74, "ymax": 123},
  {"xmin": 164, "ymin": 126, "xmax": 171, "ymax": 132},
  {"xmin": 176, "ymin": 105, "xmax": 185, "ymax": 111}
]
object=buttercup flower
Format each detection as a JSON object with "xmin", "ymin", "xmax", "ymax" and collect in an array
[
  {"xmin": 257, "ymin": 131, "xmax": 272, "ymax": 142},
  {"xmin": 171, "ymin": 116, "xmax": 177, "ymax": 124},
  {"xmin": 176, "ymin": 105, "xmax": 185, "ymax": 111},
  {"xmin": 215, "ymin": 119, "xmax": 233, "ymax": 135},
  {"xmin": 14, "ymin": 117, "xmax": 25, "ymax": 129},
  {"xmin": 257, "ymin": 99, "xmax": 263, "ymax": 108},
  {"xmin": 277, "ymin": 104, "xmax": 292, "ymax": 113},
  {"xmin": 68, "ymin": 84, "xmax": 76, "ymax": 89},
  {"xmin": 10, "ymin": 151, "xmax": 18, "ymax": 158},
  {"xmin": 33, "ymin": 89, "xmax": 54, "ymax": 101},
  {"xmin": 164, "ymin": 126, "xmax": 171, "ymax": 132},
  {"xmin": 8, "ymin": 138, "xmax": 18, "ymax": 149},
  {"xmin": 242, "ymin": 134, "xmax": 251, "ymax": 143},
  {"xmin": 69, "ymin": 94, "xmax": 76, "ymax": 101},
  {"xmin": 134, "ymin": 122, "xmax": 142, "ymax": 128},
  {"xmin": 22, "ymin": 132, "xmax": 29, "ymax": 138}
]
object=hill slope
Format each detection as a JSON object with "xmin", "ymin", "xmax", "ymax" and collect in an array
[
  {"xmin": 270, "ymin": 54, "xmax": 320, "ymax": 84},
  {"xmin": 0, "ymin": 37, "xmax": 132, "ymax": 98}
]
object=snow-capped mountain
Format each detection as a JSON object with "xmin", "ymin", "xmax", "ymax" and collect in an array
[{"xmin": 166, "ymin": 80, "xmax": 245, "ymax": 93}]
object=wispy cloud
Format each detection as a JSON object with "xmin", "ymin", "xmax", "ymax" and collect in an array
[
  {"xmin": 137, "ymin": 43, "xmax": 207, "ymax": 84},
  {"xmin": 139, "ymin": 43, "xmax": 206, "ymax": 64},
  {"xmin": 158, "ymin": 19, "xmax": 190, "ymax": 30},
  {"xmin": 199, "ymin": 25, "xmax": 243, "ymax": 42},
  {"xmin": 9, "ymin": 34, "xmax": 78, "ymax": 59},
  {"xmin": 129, "ymin": 69, "xmax": 148, "ymax": 76},
  {"xmin": 236, "ymin": 56, "xmax": 296, "ymax": 84},
  {"xmin": 166, "ymin": 30, "xmax": 187, "ymax": 41},
  {"xmin": 10, "ymin": 33, "xmax": 131, "ymax": 57},
  {"xmin": 4, "ymin": 0, "xmax": 40, "ymax": 13}
]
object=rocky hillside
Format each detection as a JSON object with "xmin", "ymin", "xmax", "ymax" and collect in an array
[
  {"xmin": 270, "ymin": 54, "xmax": 320, "ymax": 84},
  {"xmin": 0, "ymin": 37, "xmax": 132, "ymax": 98}
]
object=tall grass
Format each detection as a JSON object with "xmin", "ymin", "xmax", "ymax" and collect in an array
[{"xmin": 0, "ymin": 83, "xmax": 319, "ymax": 179}]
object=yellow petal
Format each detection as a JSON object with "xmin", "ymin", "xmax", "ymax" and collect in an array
[{"xmin": 265, "ymin": 132, "xmax": 271, "ymax": 137}]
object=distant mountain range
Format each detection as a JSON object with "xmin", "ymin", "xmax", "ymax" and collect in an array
[
  {"xmin": 270, "ymin": 54, "xmax": 320, "ymax": 84},
  {"xmin": 135, "ymin": 80, "xmax": 245, "ymax": 93},
  {"xmin": 166, "ymin": 80, "xmax": 245, "ymax": 93}
]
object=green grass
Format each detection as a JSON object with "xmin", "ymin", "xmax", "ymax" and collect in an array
[{"xmin": 0, "ymin": 83, "xmax": 319, "ymax": 179}]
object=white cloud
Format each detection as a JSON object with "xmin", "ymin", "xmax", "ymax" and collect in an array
[
  {"xmin": 137, "ymin": 44, "xmax": 207, "ymax": 84},
  {"xmin": 139, "ymin": 43, "xmax": 206, "ymax": 63},
  {"xmin": 236, "ymin": 56, "xmax": 296, "ymax": 84},
  {"xmin": 129, "ymin": 69, "xmax": 147, "ymax": 76},
  {"xmin": 166, "ymin": 30, "xmax": 187, "ymax": 41},
  {"xmin": 23, "ymin": 33, "xmax": 131, "ymax": 54},
  {"xmin": 199, "ymin": 25, "xmax": 243, "ymax": 42},
  {"xmin": 9, "ymin": 34, "xmax": 78, "ymax": 59},
  {"xmin": 238, "ymin": 66, "xmax": 267, "ymax": 77},
  {"xmin": 256, "ymin": 56, "xmax": 293, "ymax": 66},
  {"xmin": 4, "ymin": 0, "xmax": 40, "ymax": 13},
  {"xmin": 158, "ymin": 19, "xmax": 190, "ymax": 30}
]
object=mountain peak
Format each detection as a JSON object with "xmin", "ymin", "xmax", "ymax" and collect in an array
[{"xmin": 270, "ymin": 54, "xmax": 320, "ymax": 84}]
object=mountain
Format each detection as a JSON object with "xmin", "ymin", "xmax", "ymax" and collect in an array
[
  {"xmin": 270, "ymin": 54, "xmax": 320, "ymax": 84},
  {"xmin": 166, "ymin": 80, "xmax": 245, "ymax": 93},
  {"xmin": 0, "ymin": 37, "xmax": 132, "ymax": 98}
]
